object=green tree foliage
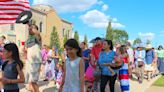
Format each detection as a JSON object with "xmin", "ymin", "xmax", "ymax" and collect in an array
[
  {"xmin": 50, "ymin": 26, "xmax": 61, "ymax": 53},
  {"xmin": 106, "ymin": 21, "xmax": 128, "ymax": 44},
  {"xmin": 74, "ymin": 31, "xmax": 79, "ymax": 43},
  {"xmin": 106, "ymin": 21, "xmax": 113, "ymax": 40},
  {"xmin": 133, "ymin": 38, "xmax": 142, "ymax": 45},
  {"xmin": 146, "ymin": 39, "xmax": 151, "ymax": 45},
  {"xmin": 84, "ymin": 34, "xmax": 88, "ymax": 45},
  {"xmin": 112, "ymin": 29, "xmax": 129, "ymax": 44},
  {"xmin": 63, "ymin": 33, "xmax": 68, "ymax": 44}
]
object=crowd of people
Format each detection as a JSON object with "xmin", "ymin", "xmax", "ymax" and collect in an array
[{"xmin": 0, "ymin": 24, "xmax": 163, "ymax": 92}]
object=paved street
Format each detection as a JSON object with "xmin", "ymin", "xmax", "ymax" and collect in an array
[{"xmin": 19, "ymin": 75, "xmax": 161, "ymax": 92}]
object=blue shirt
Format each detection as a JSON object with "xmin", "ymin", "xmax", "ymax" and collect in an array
[
  {"xmin": 82, "ymin": 49, "xmax": 90, "ymax": 61},
  {"xmin": 135, "ymin": 50, "xmax": 146, "ymax": 65},
  {"xmin": 146, "ymin": 50, "xmax": 154, "ymax": 64},
  {"xmin": 98, "ymin": 51, "xmax": 116, "ymax": 76}
]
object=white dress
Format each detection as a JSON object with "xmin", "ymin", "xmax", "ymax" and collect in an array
[{"xmin": 62, "ymin": 57, "xmax": 81, "ymax": 92}]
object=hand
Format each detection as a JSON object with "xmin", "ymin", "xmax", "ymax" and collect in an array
[
  {"xmin": 0, "ymin": 78, "xmax": 11, "ymax": 84},
  {"xmin": 58, "ymin": 87, "xmax": 62, "ymax": 92}
]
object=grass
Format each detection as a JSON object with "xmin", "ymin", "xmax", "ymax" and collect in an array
[{"xmin": 153, "ymin": 76, "xmax": 164, "ymax": 87}]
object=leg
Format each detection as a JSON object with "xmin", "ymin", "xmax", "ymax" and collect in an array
[
  {"xmin": 140, "ymin": 66, "xmax": 144, "ymax": 82},
  {"xmin": 100, "ymin": 75, "xmax": 109, "ymax": 92},
  {"xmin": 109, "ymin": 74, "xmax": 117, "ymax": 92}
]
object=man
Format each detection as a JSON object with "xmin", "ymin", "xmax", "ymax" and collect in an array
[
  {"xmin": 135, "ymin": 44, "xmax": 145, "ymax": 83},
  {"xmin": 25, "ymin": 24, "xmax": 42, "ymax": 92},
  {"xmin": 90, "ymin": 37, "xmax": 103, "ymax": 92},
  {"xmin": 126, "ymin": 42, "xmax": 134, "ymax": 78}
]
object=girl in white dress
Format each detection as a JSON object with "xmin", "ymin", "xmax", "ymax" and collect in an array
[{"xmin": 59, "ymin": 39, "xmax": 85, "ymax": 92}]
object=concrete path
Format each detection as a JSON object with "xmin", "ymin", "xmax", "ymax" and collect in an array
[
  {"xmin": 19, "ymin": 75, "xmax": 160, "ymax": 92},
  {"xmin": 145, "ymin": 86, "xmax": 164, "ymax": 92}
]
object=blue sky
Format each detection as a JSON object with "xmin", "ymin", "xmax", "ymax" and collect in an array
[{"xmin": 29, "ymin": 0, "xmax": 164, "ymax": 47}]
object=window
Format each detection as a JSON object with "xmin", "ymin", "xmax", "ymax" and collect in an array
[
  {"xmin": 10, "ymin": 24, "xmax": 15, "ymax": 30},
  {"xmin": 40, "ymin": 22, "xmax": 43, "ymax": 32}
]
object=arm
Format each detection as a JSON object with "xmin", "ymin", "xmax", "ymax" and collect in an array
[
  {"xmin": 59, "ymin": 62, "xmax": 66, "ymax": 92},
  {"xmin": 79, "ymin": 59, "xmax": 85, "ymax": 92},
  {"xmin": 10, "ymin": 65, "xmax": 25, "ymax": 84}
]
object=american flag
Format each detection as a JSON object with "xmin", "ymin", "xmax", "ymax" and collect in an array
[{"xmin": 0, "ymin": 0, "xmax": 30, "ymax": 24}]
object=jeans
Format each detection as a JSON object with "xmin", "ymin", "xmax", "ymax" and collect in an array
[
  {"xmin": 100, "ymin": 74, "xmax": 117, "ymax": 92},
  {"xmin": 4, "ymin": 89, "xmax": 19, "ymax": 92}
]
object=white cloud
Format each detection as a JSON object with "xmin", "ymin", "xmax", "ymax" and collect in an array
[
  {"xmin": 80, "ymin": 10, "xmax": 125, "ymax": 29},
  {"xmin": 102, "ymin": 4, "xmax": 109, "ymax": 11},
  {"xmin": 97, "ymin": 1, "xmax": 104, "ymax": 5},
  {"xmin": 33, "ymin": 0, "xmax": 98, "ymax": 13},
  {"xmin": 79, "ymin": 35, "xmax": 85, "ymax": 42},
  {"xmin": 111, "ymin": 23, "xmax": 125, "ymax": 28},
  {"xmin": 138, "ymin": 32, "xmax": 155, "ymax": 40},
  {"xmin": 112, "ymin": 18, "xmax": 117, "ymax": 22},
  {"xmin": 160, "ymin": 31, "xmax": 164, "ymax": 36}
]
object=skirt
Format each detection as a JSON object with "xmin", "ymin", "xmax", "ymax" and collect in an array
[{"xmin": 119, "ymin": 63, "xmax": 130, "ymax": 92}]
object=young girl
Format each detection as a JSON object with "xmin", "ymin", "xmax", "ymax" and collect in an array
[
  {"xmin": 56, "ymin": 64, "xmax": 63, "ymax": 89},
  {"xmin": 118, "ymin": 45, "xmax": 130, "ymax": 92},
  {"xmin": 59, "ymin": 39, "xmax": 85, "ymax": 92},
  {"xmin": 0, "ymin": 43, "xmax": 25, "ymax": 92}
]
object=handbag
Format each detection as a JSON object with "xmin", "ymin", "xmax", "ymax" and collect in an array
[{"xmin": 93, "ymin": 65, "xmax": 101, "ymax": 79}]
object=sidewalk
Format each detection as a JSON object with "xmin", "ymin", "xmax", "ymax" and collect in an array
[
  {"xmin": 145, "ymin": 86, "xmax": 164, "ymax": 92},
  {"xmin": 20, "ymin": 76, "xmax": 160, "ymax": 92}
]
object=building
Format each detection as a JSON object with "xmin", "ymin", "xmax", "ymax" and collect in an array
[
  {"xmin": 31, "ymin": 5, "xmax": 73, "ymax": 46},
  {"xmin": 0, "ymin": 5, "xmax": 73, "ymax": 49},
  {"xmin": 0, "ymin": 24, "xmax": 28, "ymax": 46}
]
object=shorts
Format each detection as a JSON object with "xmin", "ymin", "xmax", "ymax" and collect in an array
[
  {"xmin": 25, "ymin": 63, "xmax": 41, "ymax": 83},
  {"xmin": 145, "ymin": 64, "xmax": 154, "ymax": 71}
]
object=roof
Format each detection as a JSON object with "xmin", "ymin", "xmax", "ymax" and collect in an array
[
  {"xmin": 61, "ymin": 19, "xmax": 72, "ymax": 25},
  {"xmin": 31, "ymin": 5, "xmax": 55, "ymax": 15}
]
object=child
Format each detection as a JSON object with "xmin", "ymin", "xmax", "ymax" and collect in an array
[
  {"xmin": 59, "ymin": 39, "xmax": 85, "ymax": 92},
  {"xmin": 45, "ymin": 58, "xmax": 55, "ymax": 81},
  {"xmin": 0, "ymin": 43, "xmax": 25, "ymax": 92},
  {"xmin": 102, "ymin": 49, "xmax": 124, "ymax": 76},
  {"xmin": 56, "ymin": 64, "xmax": 63, "ymax": 89}
]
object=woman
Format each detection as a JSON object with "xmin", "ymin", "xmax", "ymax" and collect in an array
[
  {"xmin": 98, "ymin": 40, "xmax": 117, "ymax": 92},
  {"xmin": 80, "ymin": 42, "xmax": 90, "ymax": 72},
  {"xmin": 1, "ymin": 43, "xmax": 25, "ymax": 92},
  {"xmin": 25, "ymin": 24, "xmax": 42, "ymax": 92},
  {"xmin": 157, "ymin": 45, "xmax": 164, "ymax": 75},
  {"xmin": 59, "ymin": 39, "xmax": 85, "ymax": 92},
  {"xmin": 145, "ymin": 44, "xmax": 155, "ymax": 81},
  {"xmin": 135, "ymin": 45, "xmax": 145, "ymax": 83}
]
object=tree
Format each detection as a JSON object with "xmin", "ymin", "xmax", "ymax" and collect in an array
[
  {"xmin": 84, "ymin": 34, "xmax": 88, "ymax": 46},
  {"xmin": 63, "ymin": 33, "xmax": 68, "ymax": 44},
  {"xmin": 112, "ymin": 29, "xmax": 129, "ymax": 44},
  {"xmin": 106, "ymin": 21, "xmax": 113, "ymax": 40},
  {"xmin": 133, "ymin": 38, "xmax": 142, "ymax": 45},
  {"xmin": 50, "ymin": 26, "xmax": 61, "ymax": 52},
  {"xmin": 74, "ymin": 31, "xmax": 79, "ymax": 43},
  {"xmin": 146, "ymin": 39, "xmax": 151, "ymax": 45}
]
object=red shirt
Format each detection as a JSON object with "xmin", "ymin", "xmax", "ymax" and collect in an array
[{"xmin": 91, "ymin": 44, "xmax": 103, "ymax": 61}]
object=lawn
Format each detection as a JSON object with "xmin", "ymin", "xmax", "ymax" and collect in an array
[{"xmin": 153, "ymin": 76, "xmax": 164, "ymax": 87}]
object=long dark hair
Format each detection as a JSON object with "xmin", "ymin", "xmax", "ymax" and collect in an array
[
  {"xmin": 4, "ymin": 43, "xmax": 23, "ymax": 70},
  {"xmin": 104, "ymin": 40, "xmax": 113, "ymax": 50},
  {"xmin": 64, "ymin": 39, "xmax": 82, "ymax": 57}
]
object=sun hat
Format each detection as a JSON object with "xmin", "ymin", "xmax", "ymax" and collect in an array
[
  {"xmin": 146, "ymin": 44, "xmax": 152, "ymax": 49},
  {"xmin": 16, "ymin": 11, "xmax": 32, "ymax": 24}
]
